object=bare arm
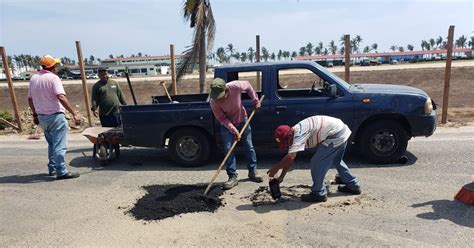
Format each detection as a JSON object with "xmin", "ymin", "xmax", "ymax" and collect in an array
[
  {"xmin": 28, "ymin": 98, "xmax": 39, "ymax": 125},
  {"xmin": 267, "ymin": 152, "xmax": 297, "ymax": 182}
]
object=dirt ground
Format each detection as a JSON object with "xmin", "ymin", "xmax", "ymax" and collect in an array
[{"xmin": 1, "ymin": 63, "xmax": 473, "ymax": 131}]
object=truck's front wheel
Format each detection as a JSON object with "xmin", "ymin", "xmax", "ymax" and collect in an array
[
  {"xmin": 359, "ymin": 120, "xmax": 408, "ymax": 164},
  {"xmin": 168, "ymin": 129, "xmax": 211, "ymax": 167}
]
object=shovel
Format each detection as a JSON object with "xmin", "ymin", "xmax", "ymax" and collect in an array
[{"xmin": 204, "ymin": 95, "xmax": 265, "ymax": 196}]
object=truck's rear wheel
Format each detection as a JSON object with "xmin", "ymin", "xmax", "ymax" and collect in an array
[
  {"xmin": 359, "ymin": 120, "xmax": 408, "ymax": 164},
  {"xmin": 168, "ymin": 129, "xmax": 211, "ymax": 167}
]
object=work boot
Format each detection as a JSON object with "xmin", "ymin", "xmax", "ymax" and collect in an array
[
  {"xmin": 334, "ymin": 174, "xmax": 344, "ymax": 184},
  {"xmin": 223, "ymin": 176, "xmax": 238, "ymax": 190},
  {"xmin": 337, "ymin": 185, "xmax": 361, "ymax": 195},
  {"xmin": 248, "ymin": 170, "xmax": 263, "ymax": 183},
  {"xmin": 56, "ymin": 172, "xmax": 80, "ymax": 180},
  {"xmin": 301, "ymin": 192, "xmax": 328, "ymax": 203}
]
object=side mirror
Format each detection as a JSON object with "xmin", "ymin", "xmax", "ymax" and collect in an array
[{"xmin": 329, "ymin": 84, "xmax": 337, "ymax": 97}]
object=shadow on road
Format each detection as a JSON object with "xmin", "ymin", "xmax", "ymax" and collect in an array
[
  {"xmin": 0, "ymin": 173, "xmax": 56, "ymax": 184},
  {"xmin": 66, "ymin": 145, "xmax": 418, "ymax": 172},
  {"xmin": 411, "ymin": 199, "xmax": 473, "ymax": 228}
]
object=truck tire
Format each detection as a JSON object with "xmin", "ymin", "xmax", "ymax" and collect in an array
[
  {"xmin": 359, "ymin": 120, "xmax": 408, "ymax": 164},
  {"xmin": 169, "ymin": 129, "xmax": 211, "ymax": 167}
]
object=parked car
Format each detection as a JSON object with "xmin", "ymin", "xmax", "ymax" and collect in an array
[
  {"xmin": 87, "ymin": 74, "xmax": 98, "ymax": 79},
  {"xmin": 390, "ymin": 60, "xmax": 399, "ymax": 65}
]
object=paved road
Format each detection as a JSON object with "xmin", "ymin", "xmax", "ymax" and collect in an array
[{"xmin": 0, "ymin": 125, "xmax": 473, "ymax": 246}]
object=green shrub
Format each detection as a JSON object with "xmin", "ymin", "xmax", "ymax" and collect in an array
[{"xmin": 0, "ymin": 111, "xmax": 14, "ymax": 130}]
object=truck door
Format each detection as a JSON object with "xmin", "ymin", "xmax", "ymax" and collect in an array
[{"xmin": 266, "ymin": 64, "xmax": 354, "ymax": 140}]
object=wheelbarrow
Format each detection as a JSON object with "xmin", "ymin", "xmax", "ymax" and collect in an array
[{"xmin": 82, "ymin": 127, "xmax": 125, "ymax": 166}]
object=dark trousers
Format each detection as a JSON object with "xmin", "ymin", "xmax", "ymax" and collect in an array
[{"xmin": 99, "ymin": 113, "xmax": 121, "ymax": 128}]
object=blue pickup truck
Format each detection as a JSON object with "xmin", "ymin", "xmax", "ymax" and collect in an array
[{"xmin": 119, "ymin": 61, "xmax": 436, "ymax": 166}]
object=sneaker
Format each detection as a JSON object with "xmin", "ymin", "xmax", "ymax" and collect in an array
[
  {"xmin": 248, "ymin": 171, "xmax": 263, "ymax": 183},
  {"xmin": 223, "ymin": 176, "xmax": 238, "ymax": 190},
  {"xmin": 56, "ymin": 172, "xmax": 80, "ymax": 180},
  {"xmin": 301, "ymin": 192, "xmax": 328, "ymax": 203},
  {"xmin": 337, "ymin": 185, "xmax": 361, "ymax": 195}
]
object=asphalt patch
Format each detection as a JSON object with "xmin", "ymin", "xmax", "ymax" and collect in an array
[{"xmin": 129, "ymin": 184, "xmax": 224, "ymax": 221}]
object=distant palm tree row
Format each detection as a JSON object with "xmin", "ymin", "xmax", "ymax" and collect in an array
[
  {"xmin": 2, "ymin": 35, "xmax": 472, "ymax": 73},
  {"xmin": 210, "ymin": 34, "xmax": 474, "ymax": 64}
]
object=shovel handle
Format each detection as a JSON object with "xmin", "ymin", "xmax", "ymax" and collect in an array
[
  {"xmin": 160, "ymin": 81, "xmax": 173, "ymax": 103},
  {"xmin": 204, "ymin": 95, "xmax": 265, "ymax": 195}
]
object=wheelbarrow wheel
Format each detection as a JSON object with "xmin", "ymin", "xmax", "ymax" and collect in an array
[{"xmin": 98, "ymin": 144, "xmax": 108, "ymax": 166}]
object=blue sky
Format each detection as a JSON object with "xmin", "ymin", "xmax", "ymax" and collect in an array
[{"xmin": 1, "ymin": 0, "xmax": 472, "ymax": 59}]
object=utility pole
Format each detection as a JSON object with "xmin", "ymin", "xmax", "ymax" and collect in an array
[{"xmin": 344, "ymin": 34, "xmax": 351, "ymax": 83}]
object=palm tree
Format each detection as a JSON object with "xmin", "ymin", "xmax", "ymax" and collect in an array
[
  {"xmin": 318, "ymin": 42, "xmax": 324, "ymax": 54},
  {"xmin": 270, "ymin": 52, "xmax": 276, "ymax": 61},
  {"xmin": 291, "ymin": 51, "xmax": 297, "ymax": 60},
  {"xmin": 89, "ymin": 55, "xmax": 95, "ymax": 65},
  {"xmin": 455, "ymin": 35, "xmax": 467, "ymax": 48},
  {"xmin": 469, "ymin": 36, "xmax": 474, "ymax": 49},
  {"xmin": 216, "ymin": 47, "xmax": 227, "ymax": 64},
  {"xmin": 436, "ymin": 36, "xmax": 443, "ymax": 49},
  {"xmin": 231, "ymin": 52, "xmax": 240, "ymax": 62},
  {"xmin": 261, "ymin": 47, "xmax": 270, "ymax": 62},
  {"xmin": 421, "ymin": 40, "xmax": 426, "ymax": 51},
  {"xmin": 390, "ymin": 45, "xmax": 397, "ymax": 52},
  {"xmin": 226, "ymin": 43, "xmax": 235, "ymax": 58},
  {"xmin": 282, "ymin": 51, "xmax": 290, "ymax": 60},
  {"xmin": 322, "ymin": 48, "xmax": 329, "ymax": 55},
  {"xmin": 339, "ymin": 47, "xmax": 345, "ymax": 55},
  {"xmin": 299, "ymin": 47, "xmax": 305, "ymax": 56},
  {"xmin": 371, "ymin": 43, "xmax": 378, "ymax": 53},
  {"xmin": 240, "ymin": 52, "xmax": 247, "ymax": 63},
  {"xmin": 109, "ymin": 54, "xmax": 114, "ymax": 59},
  {"xmin": 277, "ymin": 50, "xmax": 283, "ymax": 60},
  {"xmin": 306, "ymin": 42, "xmax": 314, "ymax": 56},
  {"xmin": 363, "ymin": 46, "xmax": 370, "ymax": 53},
  {"xmin": 429, "ymin": 38, "xmax": 436, "ymax": 50},
  {"xmin": 247, "ymin": 47, "xmax": 255, "ymax": 62},
  {"xmin": 177, "ymin": 0, "xmax": 216, "ymax": 93},
  {"xmin": 328, "ymin": 40, "xmax": 337, "ymax": 55},
  {"xmin": 137, "ymin": 52, "xmax": 143, "ymax": 57},
  {"xmin": 351, "ymin": 38, "xmax": 358, "ymax": 53},
  {"xmin": 339, "ymin": 35, "xmax": 345, "ymax": 47},
  {"xmin": 407, "ymin": 44, "xmax": 414, "ymax": 51},
  {"xmin": 314, "ymin": 47, "xmax": 321, "ymax": 55},
  {"xmin": 398, "ymin": 47, "xmax": 404, "ymax": 52}
]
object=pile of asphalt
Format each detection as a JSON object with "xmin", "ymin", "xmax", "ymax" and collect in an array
[{"xmin": 129, "ymin": 184, "xmax": 224, "ymax": 221}]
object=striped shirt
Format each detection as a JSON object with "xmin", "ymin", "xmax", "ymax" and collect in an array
[{"xmin": 288, "ymin": 116, "xmax": 351, "ymax": 153}]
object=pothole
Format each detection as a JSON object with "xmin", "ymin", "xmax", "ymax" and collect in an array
[{"xmin": 129, "ymin": 184, "xmax": 224, "ymax": 221}]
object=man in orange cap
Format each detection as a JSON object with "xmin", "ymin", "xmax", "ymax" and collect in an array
[
  {"xmin": 267, "ymin": 115, "xmax": 361, "ymax": 203},
  {"xmin": 28, "ymin": 55, "xmax": 82, "ymax": 180}
]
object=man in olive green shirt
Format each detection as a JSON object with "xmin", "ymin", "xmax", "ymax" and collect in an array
[{"xmin": 91, "ymin": 68, "xmax": 127, "ymax": 127}]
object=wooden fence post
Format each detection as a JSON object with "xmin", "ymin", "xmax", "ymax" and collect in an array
[
  {"xmin": 75, "ymin": 41, "xmax": 92, "ymax": 126},
  {"xmin": 0, "ymin": 47, "xmax": 23, "ymax": 132},
  {"xmin": 170, "ymin": 44, "xmax": 177, "ymax": 95},
  {"xmin": 344, "ymin": 34, "xmax": 351, "ymax": 83},
  {"xmin": 256, "ymin": 35, "xmax": 261, "ymax": 91},
  {"xmin": 441, "ymin": 26, "xmax": 455, "ymax": 124}
]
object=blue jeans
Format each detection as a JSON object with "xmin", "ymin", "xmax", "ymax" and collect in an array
[
  {"xmin": 310, "ymin": 142, "xmax": 360, "ymax": 196},
  {"xmin": 220, "ymin": 119, "xmax": 257, "ymax": 177},
  {"xmin": 38, "ymin": 113, "xmax": 69, "ymax": 176}
]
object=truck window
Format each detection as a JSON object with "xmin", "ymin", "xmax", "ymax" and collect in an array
[
  {"xmin": 236, "ymin": 71, "xmax": 262, "ymax": 93},
  {"xmin": 277, "ymin": 68, "xmax": 327, "ymax": 98}
]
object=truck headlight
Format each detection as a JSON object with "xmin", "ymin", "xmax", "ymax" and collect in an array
[{"xmin": 424, "ymin": 98, "xmax": 433, "ymax": 114}]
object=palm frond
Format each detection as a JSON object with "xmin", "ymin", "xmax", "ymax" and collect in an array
[{"xmin": 206, "ymin": 2, "xmax": 216, "ymax": 52}]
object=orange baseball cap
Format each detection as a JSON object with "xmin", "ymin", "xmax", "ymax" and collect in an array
[{"xmin": 40, "ymin": 55, "xmax": 61, "ymax": 68}]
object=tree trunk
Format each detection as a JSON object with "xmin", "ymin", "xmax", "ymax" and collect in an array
[{"xmin": 199, "ymin": 27, "xmax": 206, "ymax": 94}]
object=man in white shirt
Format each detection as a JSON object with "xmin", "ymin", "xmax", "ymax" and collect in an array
[{"xmin": 267, "ymin": 115, "xmax": 361, "ymax": 203}]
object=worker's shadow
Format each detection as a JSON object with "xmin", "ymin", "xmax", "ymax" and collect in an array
[
  {"xmin": 0, "ymin": 173, "xmax": 56, "ymax": 184},
  {"xmin": 411, "ymin": 200, "xmax": 473, "ymax": 228}
]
